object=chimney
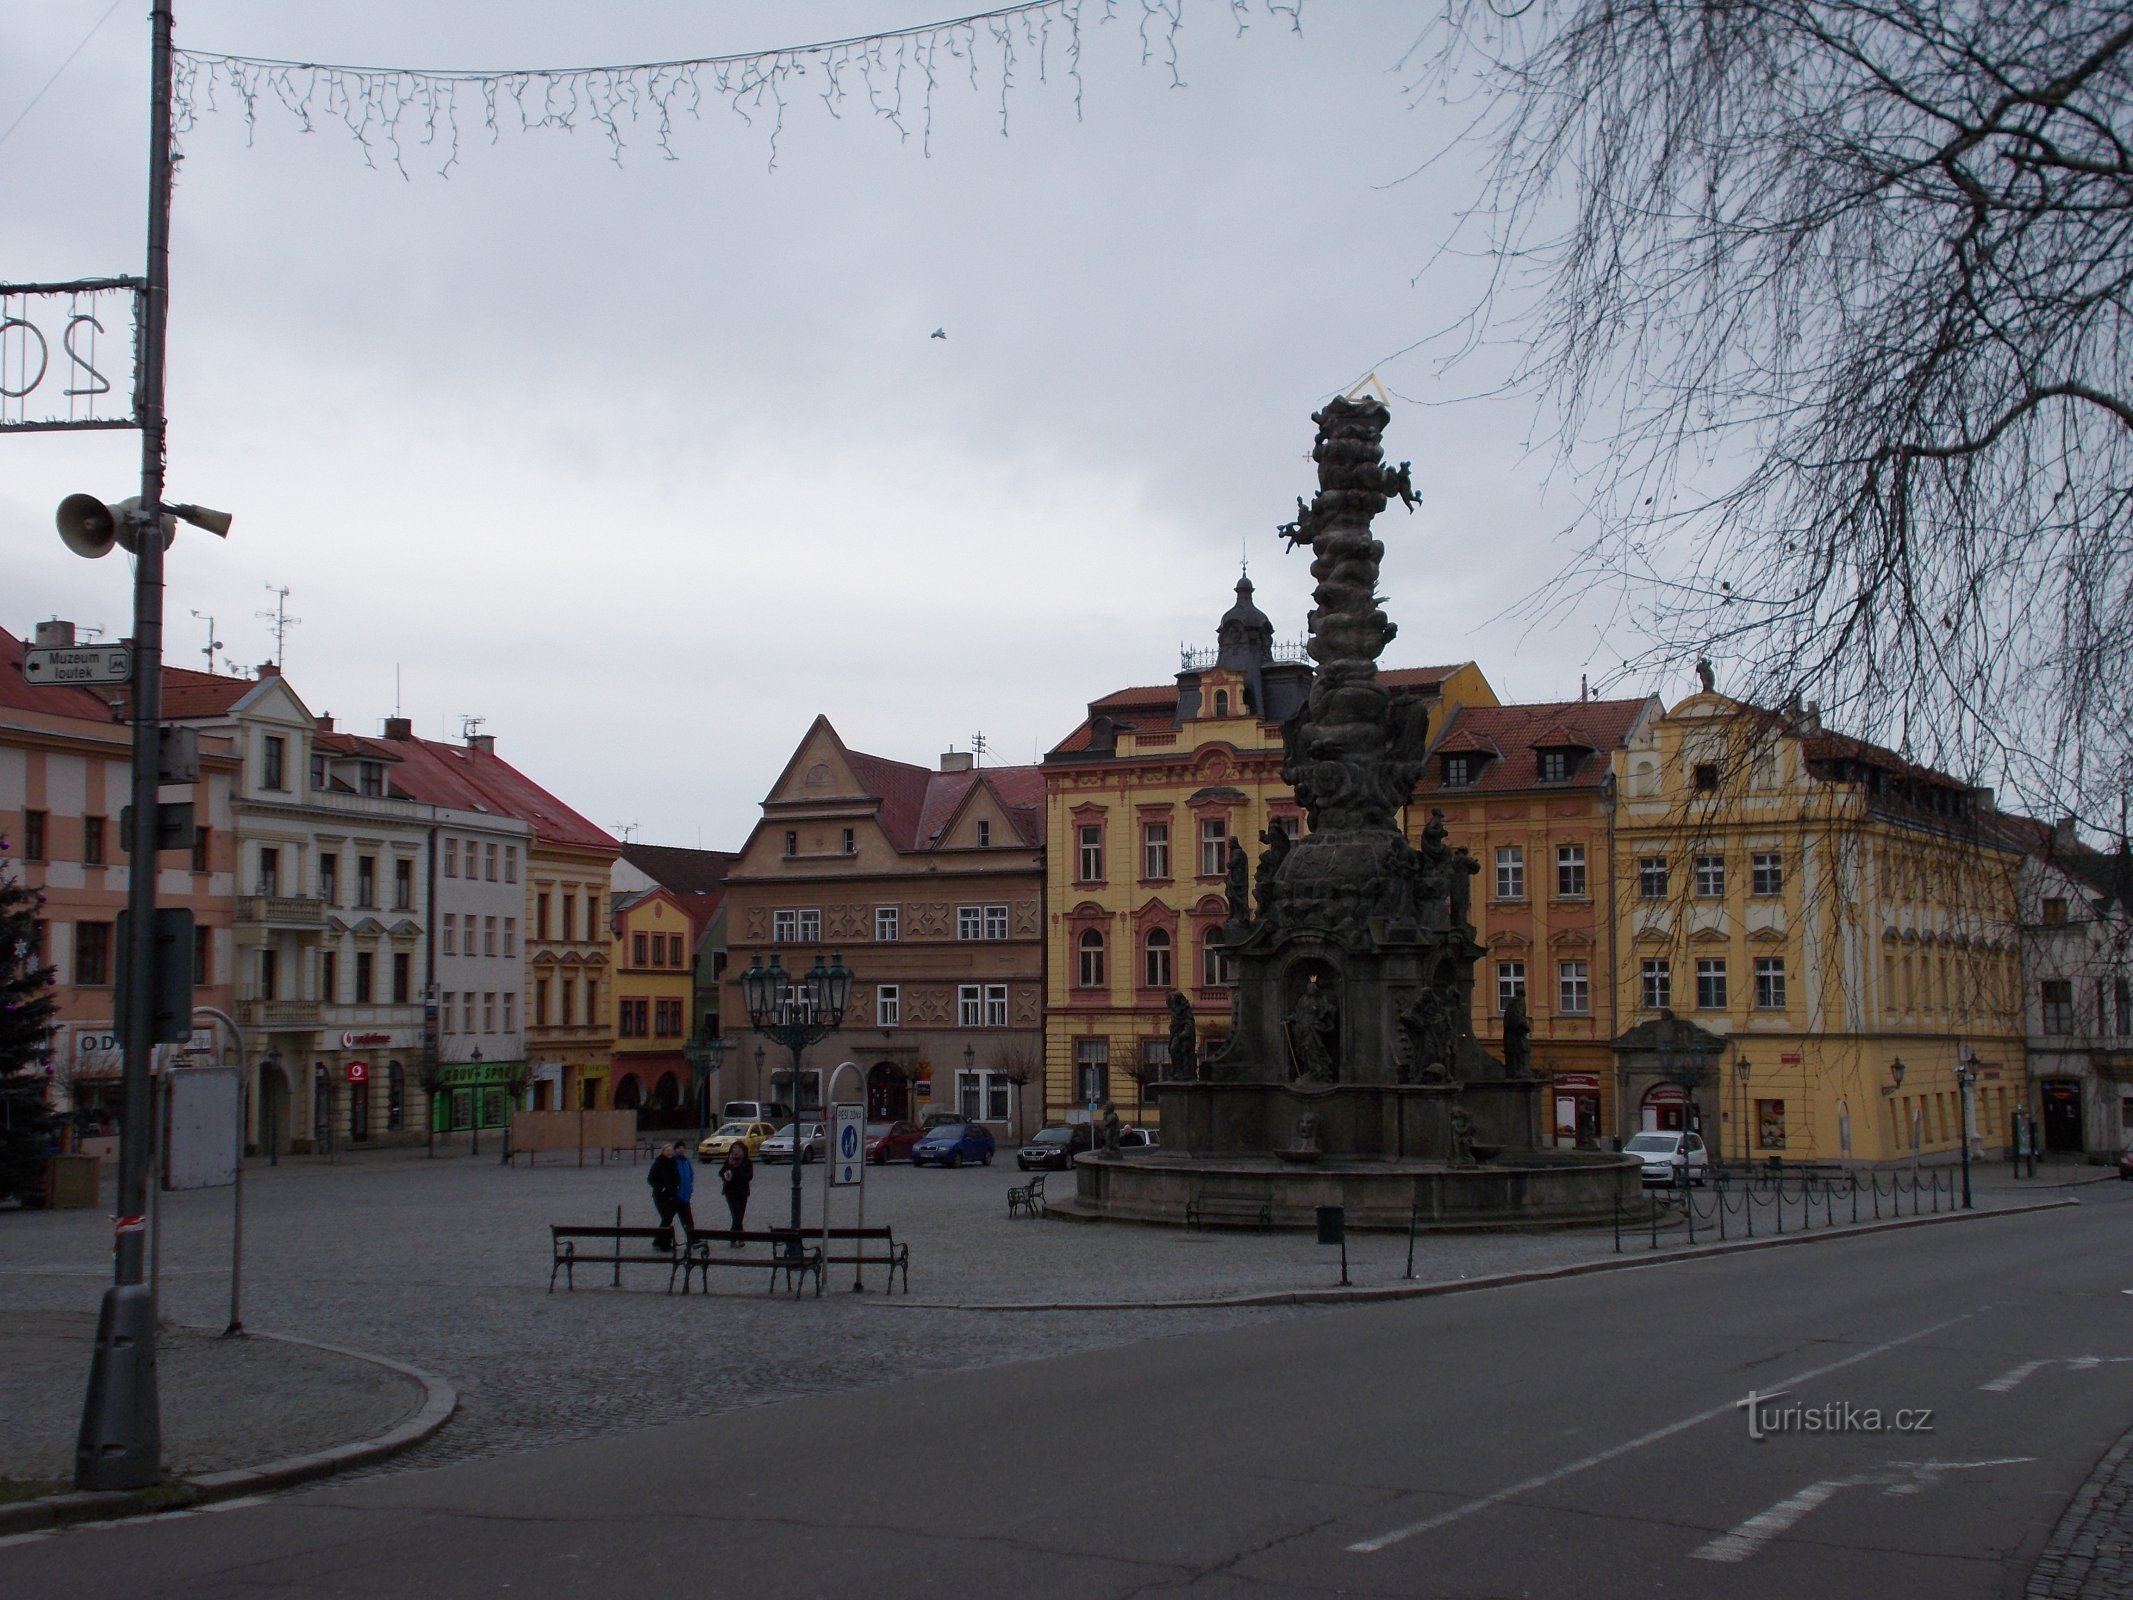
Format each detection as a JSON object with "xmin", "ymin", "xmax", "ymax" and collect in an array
[
  {"xmin": 2053, "ymin": 815, "xmax": 2080, "ymax": 854},
  {"xmin": 383, "ymin": 716, "xmax": 413, "ymax": 741},
  {"xmin": 1798, "ymin": 700, "xmax": 1821, "ymax": 734},
  {"xmin": 940, "ymin": 751, "xmax": 974, "ymax": 772},
  {"xmin": 256, "ymin": 661, "xmax": 280, "ymax": 677},
  {"xmin": 33, "ymin": 620, "xmax": 76, "ymax": 649},
  {"xmin": 469, "ymin": 734, "xmax": 495, "ymax": 755},
  {"xmin": 316, "ymin": 714, "xmax": 335, "ymax": 733}
]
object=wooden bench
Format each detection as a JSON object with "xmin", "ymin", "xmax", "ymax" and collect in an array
[
  {"xmin": 1184, "ymin": 1192, "xmax": 1273, "ymax": 1231},
  {"xmin": 812, "ymin": 1226, "xmax": 911, "ymax": 1293},
  {"xmin": 674, "ymin": 1229, "xmax": 825, "ymax": 1296},
  {"xmin": 547, "ymin": 1225, "xmax": 691, "ymax": 1294},
  {"xmin": 1007, "ymin": 1172, "xmax": 1046, "ymax": 1218}
]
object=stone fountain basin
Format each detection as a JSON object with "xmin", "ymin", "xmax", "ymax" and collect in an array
[{"xmin": 1060, "ymin": 1148, "xmax": 1643, "ymax": 1231}]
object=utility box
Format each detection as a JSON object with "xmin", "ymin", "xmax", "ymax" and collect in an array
[{"xmin": 43, "ymin": 1154, "xmax": 101, "ymax": 1209}]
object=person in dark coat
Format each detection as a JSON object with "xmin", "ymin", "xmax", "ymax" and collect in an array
[
  {"xmin": 648, "ymin": 1143, "xmax": 681, "ymax": 1247},
  {"xmin": 719, "ymin": 1142, "xmax": 753, "ymax": 1246}
]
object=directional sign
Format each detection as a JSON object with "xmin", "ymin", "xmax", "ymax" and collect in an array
[
  {"xmin": 23, "ymin": 643, "xmax": 131, "ymax": 687},
  {"xmin": 831, "ymin": 1102, "xmax": 865, "ymax": 1188}
]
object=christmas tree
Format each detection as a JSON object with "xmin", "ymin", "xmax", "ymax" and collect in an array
[{"xmin": 0, "ymin": 836, "xmax": 58, "ymax": 1201}]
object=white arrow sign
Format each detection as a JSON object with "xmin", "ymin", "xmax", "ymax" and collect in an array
[{"xmin": 23, "ymin": 643, "xmax": 132, "ymax": 686}]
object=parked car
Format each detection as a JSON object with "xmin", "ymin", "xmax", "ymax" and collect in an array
[
  {"xmin": 919, "ymin": 1107, "xmax": 969, "ymax": 1129},
  {"xmin": 1018, "ymin": 1123, "xmax": 1093, "ymax": 1171},
  {"xmin": 721, "ymin": 1099, "xmax": 792, "ymax": 1126},
  {"xmin": 1623, "ymin": 1129, "xmax": 1709, "ymax": 1187},
  {"xmin": 865, "ymin": 1121, "xmax": 923, "ymax": 1163},
  {"xmin": 759, "ymin": 1122, "xmax": 827, "ymax": 1164},
  {"xmin": 697, "ymin": 1120, "xmax": 776, "ymax": 1162},
  {"xmin": 911, "ymin": 1122, "xmax": 995, "ymax": 1167},
  {"xmin": 1117, "ymin": 1126, "xmax": 1160, "ymax": 1150}
]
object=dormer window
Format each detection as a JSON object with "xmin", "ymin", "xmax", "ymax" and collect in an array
[
  {"xmin": 358, "ymin": 760, "xmax": 384, "ymax": 798},
  {"xmin": 1213, "ymin": 689, "xmax": 1230, "ymax": 718},
  {"xmin": 1539, "ymin": 750, "xmax": 1571, "ymax": 782},
  {"xmin": 1444, "ymin": 755, "xmax": 1476, "ymax": 787}
]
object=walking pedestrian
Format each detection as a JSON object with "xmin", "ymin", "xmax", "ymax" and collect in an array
[
  {"xmin": 720, "ymin": 1141, "xmax": 753, "ymax": 1245},
  {"xmin": 648, "ymin": 1141, "xmax": 681, "ymax": 1250},
  {"xmin": 670, "ymin": 1141, "xmax": 698, "ymax": 1244}
]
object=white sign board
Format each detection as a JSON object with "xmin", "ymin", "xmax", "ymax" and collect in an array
[
  {"xmin": 164, "ymin": 1067, "xmax": 241, "ymax": 1190},
  {"xmin": 22, "ymin": 643, "xmax": 132, "ymax": 686},
  {"xmin": 830, "ymin": 1102, "xmax": 865, "ymax": 1188}
]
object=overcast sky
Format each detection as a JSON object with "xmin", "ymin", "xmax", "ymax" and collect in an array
[{"xmin": 4, "ymin": 1, "xmax": 1657, "ymax": 849}]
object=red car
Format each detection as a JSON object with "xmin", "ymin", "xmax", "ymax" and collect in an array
[{"xmin": 865, "ymin": 1121, "xmax": 922, "ymax": 1163}]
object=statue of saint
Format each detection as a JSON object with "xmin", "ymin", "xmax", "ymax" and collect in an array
[
  {"xmin": 1501, "ymin": 993, "xmax": 1532, "ymax": 1077},
  {"xmin": 1449, "ymin": 845, "xmax": 1478, "ymax": 929},
  {"xmin": 1449, "ymin": 1104, "xmax": 1478, "ymax": 1168},
  {"xmin": 1224, "ymin": 835, "xmax": 1251, "ymax": 926},
  {"xmin": 1254, "ymin": 821, "xmax": 1291, "ymax": 921},
  {"xmin": 1397, "ymin": 985, "xmax": 1457, "ymax": 1083},
  {"xmin": 1286, "ymin": 976, "xmax": 1339, "ymax": 1082},
  {"xmin": 1099, "ymin": 1100, "xmax": 1122, "ymax": 1153},
  {"xmin": 1167, "ymin": 992, "xmax": 1198, "ymax": 1082}
]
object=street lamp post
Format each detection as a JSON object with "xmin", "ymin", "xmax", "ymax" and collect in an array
[
  {"xmin": 1954, "ymin": 1046, "xmax": 1978, "ymax": 1210},
  {"xmin": 739, "ymin": 950, "xmax": 853, "ymax": 1234},
  {"xmin": 1734, "ymin": 1054, "xmax": 1751, "ymax": 1172},
  {"xmin": 683, "ymin": 1033, "xmax": 729, "ymax": 1138}
]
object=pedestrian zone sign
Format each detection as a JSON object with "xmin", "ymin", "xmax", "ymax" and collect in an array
[{"xmin": 831, "ymin": 1102, "xmax": 864, "ymax": 1188}]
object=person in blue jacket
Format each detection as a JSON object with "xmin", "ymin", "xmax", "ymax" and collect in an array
[{"xmin": 670, "ymin": 1141, "xmax": 697, "ymax": 1244}]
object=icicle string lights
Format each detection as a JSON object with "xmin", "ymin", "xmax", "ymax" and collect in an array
[{"xmin": 172, "ymin": 0, "xmax": 1303, "ymax": 177}]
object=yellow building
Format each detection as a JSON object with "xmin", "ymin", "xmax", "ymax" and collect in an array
[
  {"xmin": 1040, "ymin": 574, "xmax": 1495, "ymax": 1124},
  {"xmin": 1610, "ymin": 688, "xmax": 2025, "ymax": 1166},
  {"xmin": 608, "ymin": 886, "xmax": 706, "ymax": 1124}
]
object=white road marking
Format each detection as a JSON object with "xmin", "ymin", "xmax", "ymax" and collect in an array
[
  {"xmin": 1981, "ymin": 1359, "xmax": 2048, "ymax": 1392},
  {"xmin": 1345, "ymin": 1311, "xmax": 1975, "ymax": 1555},
  {"xmin": 1692, "ymin": 1458, "xmax": 2034, "ymax": 1564}
]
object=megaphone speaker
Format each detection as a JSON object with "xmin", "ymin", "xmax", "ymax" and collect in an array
[{"xmin": 56, "ymin": 493, "xmax": 118, "ymax": 559}]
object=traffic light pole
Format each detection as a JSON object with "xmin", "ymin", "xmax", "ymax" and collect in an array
[{"xmin": 75, "ymin": 0, "xmax": 174, "ymax": 1492}]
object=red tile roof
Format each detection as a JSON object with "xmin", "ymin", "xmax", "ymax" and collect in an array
[
  {"xmin": 621, "ymin": 844, "xmax": 736, "ymax": 895},
  {"xmin": 1416, "ymin": 698, "xmax": 1655, "ymax": 796},
  {"xmin": 0, "ymin": 626, "xmax": 124, "ymax": 722},
  {"xmin": 159, "ymin": 663, "xmax": 258, "ymax": 719},
  {"xmin": 845, "ymin": 749, "xmax": 934, "ymax": 851},
  {"xmin": 372, "ymin": 732, "xmax": 617, "ymax": 853}
]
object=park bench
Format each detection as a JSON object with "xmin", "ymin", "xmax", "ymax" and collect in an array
[
  {"xmin": 812, "ymin": 1226, "xmax": 912, "ymax": 1293},
  {"xmin": 673, "ymin": 1229, "xmax": 826, "ymax": 1297},
  {"xmin": 1007, "ymin": 1172, "xmax": 1046, "ymax": 1218},
  {"xmin": 1184, "ymin": 1192, "xmax": 1274, "ymax": 1231},
  {"xmin": 547, "ymin": 1224, "xmax": 692, "ymax": 1294}
]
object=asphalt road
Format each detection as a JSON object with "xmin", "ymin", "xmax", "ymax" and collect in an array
[{"xmin": 7, "ymin": 1189, "xmax": 2130, "ymax": 1599}]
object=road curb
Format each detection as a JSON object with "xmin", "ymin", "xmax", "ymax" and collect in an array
[
  {"xmin": 0, "ymin": 1327, "xmax": 456, "ymax": 1537},
  {"xmin": 870, "ymin": 1196, "xmax": 2079, "ymax": 1313}
]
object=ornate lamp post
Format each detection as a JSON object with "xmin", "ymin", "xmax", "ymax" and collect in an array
[
  {"xmin": 1733, "ymin": 1054, "xmax": 1752, "ymax": 1172},
  {"xmin": 1954, "ymin": 1046, "xmax": 1978, "ymax": 1209},
  {"xmin": 739, "ymin": 950, "xmax": 852, "ymax": 1232},
  {"xmin": 683, "ymin": 1032, "xmax": 730, "ymax": 1138}
]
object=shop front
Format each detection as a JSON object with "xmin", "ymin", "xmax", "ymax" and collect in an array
[
  {"xmin": 431, "ymin": 1058, "xmax": 528, "ymax": 1133},
  {"xmin": 1551, "ymin": 1073, "xmax": 1602, "ymax": 1148}
]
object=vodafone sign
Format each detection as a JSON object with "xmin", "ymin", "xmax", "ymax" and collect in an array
[
  {"xmin": 346, "ymin": 1061, "xmax": 369, "ymax": 1083},
  {"xmin": 340, "ymin": 1030, "xmax": 412, "ymax": 1049}
]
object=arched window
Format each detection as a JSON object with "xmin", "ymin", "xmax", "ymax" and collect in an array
[
  {"xmin": 1078, "ymin": 929, "xmax": 1106, "ymax": 988},
  {"xmin": 613, "ymin": 1075, "xmax": 643, "ymax": 1111},
  {"xmin": 1213, "ymin": 689, "xmax": 1230, "ymax": 717},
  {"xmin": 1144, "ymin": 928, "xmax": 1172, "ymax": 989}
]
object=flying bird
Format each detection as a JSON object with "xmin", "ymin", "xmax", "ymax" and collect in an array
[{"xmin": 930, "ymin": 328, "xmax": 946, "ymax": 340}]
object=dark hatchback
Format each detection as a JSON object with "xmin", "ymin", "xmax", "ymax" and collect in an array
[
  {"xmin": 910, "ymin": 1122, "xmax": 995, "ymax": 1168},
  {"xmin": 1017, "ymin": 1124, "xmax": 1093, "ymax": 1171}
]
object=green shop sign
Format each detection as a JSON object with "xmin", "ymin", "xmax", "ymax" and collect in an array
[{"xmin": 431, "ymin": 1059, "xmax": 526, "ymax": 1131}]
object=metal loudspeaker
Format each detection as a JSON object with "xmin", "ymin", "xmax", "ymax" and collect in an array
[{"xmin": 55, "ymin": 493, "xmax": 230, "ymax": 559}]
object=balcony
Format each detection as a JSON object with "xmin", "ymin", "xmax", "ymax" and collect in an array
[
  {"xmin": 237, "ymin": 893, "xmax": 326, "ymax": 928},
  {"xmin": 238, "ymin": 998, "xmax": 322, "ymax": 1030}
]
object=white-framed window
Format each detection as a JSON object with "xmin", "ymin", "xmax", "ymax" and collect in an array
[
  {"xmin": 1754, "ymin": 956, "xmax": 1786, "ymax": 1009},
  {"xmin": 1144, "ymin": 928, "xmax": 1172, "ymax": 989},
  {"xmin": 841, "ymin": 827, "xmax": 856, "ymax": 855},
  {"xmin": 1559, "ymin": 960, "xmax": 1590, "ymax": 1014},
  {"xmin": 502, "ymin": 992, "xmax": 516, "ymax": 1033},
  {"xmin": 957, "ymin": 1069, "xmax": 1013, "ymax": 1122},
  {"xmin": 1495, "ymin": 845, "xmax": 1525, "ymax": 900},
  {"xmin": 441, "ymin": 913, "xmax": 457, "ymax": 956},
  {"xmin": 1638, "ymin": 857, "xmax": 1668, "ymax": 899},
  {"xmin": 958, "ymin": 984, "xmax": 983, "ymax": 1027},
  {"xmin": 1695, "ymin": 854, "xmax": 1726, "ymax": 898},
  {"xmin": 1556, "ymin": 844, "xmax": 1588, "ymax": 898},
  {"xmin": 1203, "ymin": 930, "xmax": 1235, "ymax": 988},
  {"xmin": 1075, "ymin": 1038, "xmax": 1110, "ymax": 1103},
  {"xmin": 773, "ymin": 908, "xmax": 821, "ymax": 944},
  {"xmin": 958, "ymin": 906, "xmax": 984, "ymax": 941},
  {"xmin": 1696, "ymin": 957, "xmax": 1728, "ymax": 1010},
  {"xmin": 984, "ymin": 905, "xmax": 1009, "ymax": 941},
  {"xmin": 461, "ymin": 992, "xmax": 475, "ymax": 1033},
  {"xmin": 1143, "ymin": 822, "xmax": 1170, "ymax": 881},
  {"xmin": 1199, "ymin": 819, "xmax": 1228, "ymax": 877},
  {"xmin": 485, "ymin": 843, "xmax": 499, "ymax": 881},
  {"xmin": 1642, "ymin": 958, "xmax": 1671, "ymax": 1010},
  {"xmin": 504, "ymin": 845, "xmax": 517, "ymax": 884},
  {"xmin": 984, "ymin": 983, "xmax": 1009, "ymax": 1027},
  {"xmin": 875, "ymin": 905, "xmax": 899, "ymax": 942},
  {"xmin": 1078, "ymin": 825, "xmax": 1104, "ymax": 882},
  {"xmin": 1496, "ymin": 960, "xmax": 1526, "ymax": 1012},
  {"xmin": 1077, "ymin": 929, "xmax": 1105, "ymax": 988},
  {"xmin": 443, "ymin": 838, "xmax": 458, "ymax": 877},
  {"xmin": 503, "ymin": 918, "xmax": 517, "ymax": 957},
  {"xmin": 976, "ymin": 820, "xmax": 992, "ymax": 848},
  {"xmin": 876, "ymin": 984, "xmax": 900, "ymax": 1027},
  {"xmin": 1751, "ymin": 852, "xmax": 1784, "ymax": 896},
  {"xmin": 441, "ymin": 990, "xmax": 455, "ymax": 1034},
  {"xmin": 484, "ymin": 916, "xmax": 498, "ymax": 957}
]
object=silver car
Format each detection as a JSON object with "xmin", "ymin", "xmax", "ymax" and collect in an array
[
  {"xmin": 1623, "ymin": 1129, "xmax": 1709, "ymax": 1187},
  {"xmin": 758, "ymin": 1121, "xmax": 826, "ymax": 1164}
]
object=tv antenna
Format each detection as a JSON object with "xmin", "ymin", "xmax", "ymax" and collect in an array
[
  {"xmin": 459, "ymin": 714, "xmax": 486, "ymax": 744},
  {"xmin": 971, "ymin": 731, "xmax": 989, "ymax": 768},
  {"xmin": 613, "ymin": 821, "xmax": 639, "ymax": 843},
  {"xmin": 187, "ymin": 611, "xmax": 222, "ymax": 673},
  {"xmin": 257, "ymin": 584, "xmax": 300, "ymax": 667}
]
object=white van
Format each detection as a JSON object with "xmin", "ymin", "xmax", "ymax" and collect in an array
[{"xmin": 721, "ymin": 1099, "xmax": 793, "ymax": 1125}]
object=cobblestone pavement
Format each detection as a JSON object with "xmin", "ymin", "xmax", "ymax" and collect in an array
[
  {"xmin": 1, "ymin": 1309, "xmax": 422, "ymax": 1485},
  {"xmin": 0, "ymin": 1148, "xmax": 2087, "ymax": 1480},
  {"xmin": 2029, "ymin": 1422, "xmax": 2133, "ymax": 1600}
]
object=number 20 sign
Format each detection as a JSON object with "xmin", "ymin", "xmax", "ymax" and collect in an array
[{"xmin": 0, "ymin": 279, "xmax": 143, "ymax": 433}]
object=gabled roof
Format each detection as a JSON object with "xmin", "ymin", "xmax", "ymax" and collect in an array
[
  {"xmin": 912, "ymin": 764, "xmax": 1045, "ymax": 849},
  {"xmin": 844, "ymin": 748, "xmax": 934, "ymax": 848},
  {"xmin": 160, "ymin": 663, "xmax": 258, "ymax": 719},
  {"xmin": 399, "ymin": 733, "xmax": 615, "ymax": 853},
  {"xmin": 0, "ymin": 625, "xmax": 123, "ymax": 722},
  {"xmin": 1417, "ymin": 698, "xmax": 1656, "ymax": 797},
  {"xmin": 621, "ymin": 843, "xmax": 736, "ymax": 896}
]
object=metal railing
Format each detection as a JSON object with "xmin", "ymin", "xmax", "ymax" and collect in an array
[{"xmin": 1613, "ymin": 1166, "xmax": 1964, "ymax": 1252}]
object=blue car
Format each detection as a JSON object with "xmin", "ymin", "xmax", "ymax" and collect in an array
[{"xmin": 910, "ymin": 1122, "xmax": 994, "ymax": 1168}]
